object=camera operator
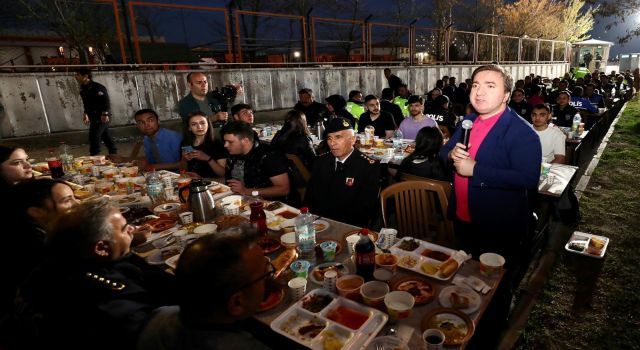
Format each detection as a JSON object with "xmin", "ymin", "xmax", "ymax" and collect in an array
[{"xmin": 177, "ymin": 72, "xmax": 242, "ymax": 131}]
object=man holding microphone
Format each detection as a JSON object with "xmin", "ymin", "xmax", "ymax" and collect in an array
[{"xmin": 440, "ymin": 64, "xmax": 541, "ymax": 348}]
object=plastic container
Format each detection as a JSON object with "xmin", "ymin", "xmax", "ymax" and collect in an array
[{"xmin": 295, "ymin": 207, "xmax": 317, "ymax": 267}]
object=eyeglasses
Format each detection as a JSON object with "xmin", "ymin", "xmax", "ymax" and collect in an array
[{"xmin": 230, "ymin": 258, "xmax": 275, "ymax": 294}]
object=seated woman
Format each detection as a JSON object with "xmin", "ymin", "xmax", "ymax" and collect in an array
[
  {"xmin": 0, "ymin": 146, "xmax": 34, "ymax": 194},
  {"xmin": 270, "ymin": 110, "xmax": 316, "ymax": 170},
  {"xmin": 395, "ymin": 126, "xmax": 450, "ymax": 182},
  {"xmin": 182, "ymin": 111, "xmax": 227, "ymax": 179}
]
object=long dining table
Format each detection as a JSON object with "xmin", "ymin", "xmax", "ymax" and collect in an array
[{"xmin": 133, "ymin": 192, "xmax": 504, "ymax": 349}]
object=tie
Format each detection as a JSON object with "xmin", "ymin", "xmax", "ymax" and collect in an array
[{"xmin": 336, "ymin": 161, "xmax": 344, "ymax": 172}]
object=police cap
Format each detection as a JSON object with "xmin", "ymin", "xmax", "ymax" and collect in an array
[{"xmin": 325, "ymin": 117, "xmax": 353, "ymax": 134}]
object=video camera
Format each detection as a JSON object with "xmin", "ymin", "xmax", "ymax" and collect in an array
[{"xmin": 211, "ymin": 85, "xmax": 239, "ymax": 111}]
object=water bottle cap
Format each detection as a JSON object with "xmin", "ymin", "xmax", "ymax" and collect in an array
[{"xmin": 251, "ymin": 190, "xmax": 259, "ymax": 197}]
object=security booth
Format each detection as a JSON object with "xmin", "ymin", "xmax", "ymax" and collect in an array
[
  {"xmin": 571, "ymin": 39, "xmax": 613, "ymax": 72},
  {"xmin": 619, "ymin": 53, "xmax": 640, "ymax": 72}
]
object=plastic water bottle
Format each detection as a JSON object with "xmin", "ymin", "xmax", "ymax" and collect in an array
[
  {"xmin": 58, "ymin": 142, "xmax": 75, "ymax": 175},
  {"xmin": 295, "ymin": 207, "xmax": 317, "ymax": 267},
  {"xmin": 393, "ymin": 129, "xmax": 404, "ymax": 153},
  {"xmin": 146, "ymin": 168, "xmax": 163, "ymax": 204},
  {"xmin": 572, "ymin": 114, "xmax": 582, "ymax": 133}
]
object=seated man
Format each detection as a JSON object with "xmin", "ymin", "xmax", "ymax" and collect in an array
[
  {"xmin": 508, "ymin": 88, "xmax": 533, "ymax": 122},
  {"xmin": 294, "ymin": 88, "xmax": 326, "ymax": 127},
  {"xmin": 569, "ymin": 86, "xmax": 597, "ymax": 113},
  {"xmin": 10, "ymin": 198, "xmax": 176, "ymax": 350},
  {"xmin": 0, "ymin": 179, "xmax": 78, "ymax": 318},
  {"xmin": 584, "ymin": 83, "xmax": 605, "ymax": 109},
  {"xmin": 231, "ymin": 103, "xmax": 255, "ymax": 124},
  {"xmin": 357, "ymin": 95, "xmax": 396, "ymax": 139},
  {"xmin": 531, "ymin": 104, "xmax": 566, "ymax": 164},
  {"xmin": 380, "ymin": 88, "xmax": 404, "ymax": 128},
  {"xmin": 551, "ymin": 91, "xmax": 580, "ymax": 128},
  {"xmin": 305, "ymin": 118, "xmax": 380, "ymax": 227},
  {"xmin": 426, "ymin": 95, "xmax": 458, "ymax": 133},
  {"xmin": 399, "ymin": 95, "xmax": 439, "ymax": 140},
  {"xmin": 345, "ymin": 90, "xmax": 365, "ymax": 127},
  {"xmin": 134, "ymin": 108, "xmax": 183, "ymax": 171},
  {"xmin": 137, "ymin": 228, "xmax": 272, "ymax": 350},
  {"xmin": 221, "ymin": 121, "xmax": 293, "ymax": 203}
]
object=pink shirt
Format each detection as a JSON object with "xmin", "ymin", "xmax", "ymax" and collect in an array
[{"xmin": 454, "ymin": 111, "xmax": 504, "ymax": 221}]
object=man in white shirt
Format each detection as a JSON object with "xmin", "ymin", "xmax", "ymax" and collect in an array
[{"xmin": 532, "ymin": 103, "xmax": 566, "ymax": 164}]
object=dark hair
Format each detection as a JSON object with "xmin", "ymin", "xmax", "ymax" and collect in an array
[
  {"xmin": 186, "ymin": 72, "xmax": 205, "ymax": 84},
  {"xmin": 558, "ymin": 90, "xmax": 571, "ymax": 99},
  {"xmin": 400, "ymin": 126, "xmax": 443, "ymax": 166},
  {"xmin": 364, "ymin": 95, "xmax": 378, "ymax": 103},
  {"xmin": 75, "ymin": 68, "xmax": 92, "ymax": 79},
  {"xmin": 381, "ymin": 88, "xmax": 394, "ymax": 100},
  {"xmin": 348, "ymin": 90, "xmax": 362, "ymax": 100},
  {"xmin": 427, "ymin": 88, "xmax": 442, "ymax": 101},
  {"xmin": 176, "ymin": 226, "xmax": 260, "ymax": 323},
  {"xmin": 530, "ymin": 84, "xmax": 542, "ymax": 94},
  {"xmin": 298, "ymin": 88, "xmax": 313, "ymax": 96},
  {"xmin": 230, "ymin": 103, "xmax": 252, "ymax": 117},
  {"xmin": 0, "ymin": 145, "xmax": 17, "ymax": 164},
  {"xmin": 398, "ymin": 83, "xmax": 408, "ymax": 89},
  {"xmin": 220, "ymin": 120, "xmax": 255, "ymax": 141},
  {"xmin": 186, "ymin": 111, "xmax": 216, "ymax": 145},
  {"xmin": 512, "ymin": 88, "xmax": 525, "ymax": 96},
  {"xmin": 272, "ymin": 110, "xmax": 310, "ymax": 148},
  {"xmin": 434, "ymin": 95, "xmax": 449, "ymax": 107},
  {"xmin": 559, "ymin": 79, "xmax": 569, "ymax": 85},
  {"xmin": 134, "ymin": 108, "xmax": 159, "ymax": 120},
  {"xmin": 384, "ymin": 68, "xmax": 391, "ymax": 73},
  {"xmin": 532, "ymin": 103, "xmax": 551, "ymax": 114},
  {"xmin": 13, "ymin": 179, "xmax": 70, "ymax": 213},
  {"xmin": 407, "ymin": 95, "xmax": 424, "ymax": 105},
  {"xmin": 572, "ymin": 86, "xmax": 584, "ymax": 97},
  {"xmin": 471, "ymin": 64, "xmax": 514, "ymax": 93}
]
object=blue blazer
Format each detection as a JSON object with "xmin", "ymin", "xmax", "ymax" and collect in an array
[{"xmin": 440, "ymin": 107, "xmax": 542, "ymax": 230}]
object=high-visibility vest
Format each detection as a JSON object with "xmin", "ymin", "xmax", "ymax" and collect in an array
[
  {"xmin": 393, "ymin": 96, "xmax": 409, "ymax": 116},
  {"xmin": 345, "ymin": 102, "xmax": 365, "ymax": 128}
]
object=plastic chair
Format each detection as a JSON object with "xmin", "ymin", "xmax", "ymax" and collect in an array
[{"xmin": 380, "ymin": 180, "xmax": 454, "ymax": 246}]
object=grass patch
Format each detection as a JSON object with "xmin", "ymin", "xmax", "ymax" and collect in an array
[{"xmin": 516, "ymin": 98, "xmax": 640, "ymax": 349}]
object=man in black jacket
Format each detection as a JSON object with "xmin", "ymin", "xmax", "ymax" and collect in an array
[
  {"xmin": 294, "ymin": 88, "xmax": 327, "ymax": 127},
  {"xmin": 75, "ymin": 68, "xmax": 117, "ymax": 156},
  {"xmin": 380, "ymin": 88, "xmax": 404, "ymax": 127}
]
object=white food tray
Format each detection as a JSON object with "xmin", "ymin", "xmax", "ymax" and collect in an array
[
  {"xmin": 564, "ymin": 231, "xmax": 609, "ymax": 259},
  {"xmin": 389, "ymin": 237, "xmax": 465, "ymax": 281},
  {"xmin": 271, "ymin": 289, "xmax": 387, "ymax": 350}
]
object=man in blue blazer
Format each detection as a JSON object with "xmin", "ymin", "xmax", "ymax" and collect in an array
[{"xmin": 441, "ymin": 64, "xmax": 541, "ymax": 348}]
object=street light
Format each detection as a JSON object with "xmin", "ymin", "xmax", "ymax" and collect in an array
[{"xmin": 293, "ymin": 51, "xmax": 301, "ymax": 59}]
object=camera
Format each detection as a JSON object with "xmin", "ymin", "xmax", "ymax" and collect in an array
[{"xmin": 211, "ymin": 85, "xmax": 239, "ymax": 109}]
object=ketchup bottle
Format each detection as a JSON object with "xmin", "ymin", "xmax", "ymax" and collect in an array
[
  {"xmin": 249, "ymin": 200, "xmax": 268, "ymax": 236},
  {"xmin": 355, "ymin": 228, "xmax": 375, "ymax": 281}
]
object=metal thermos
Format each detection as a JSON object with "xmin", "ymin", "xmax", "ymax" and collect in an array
[{"xmin": 179, "ymin": 180, "xmax": 216, "ymax": 222}]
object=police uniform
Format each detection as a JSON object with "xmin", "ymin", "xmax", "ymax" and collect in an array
[
  {"xmin": 305, "ymin": 118, "xmax": 380, "ymax": 227},
  {"xmin": 80, "ymin": 80, "xmax": 117, "ymax": 155}
]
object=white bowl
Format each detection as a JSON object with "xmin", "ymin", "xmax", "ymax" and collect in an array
[{"xmin": 193, "ymin": 223, "xmax": 218, "ymax": 237}]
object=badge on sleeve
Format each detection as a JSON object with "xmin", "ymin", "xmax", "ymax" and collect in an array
[{"xmin": 345, "ymin": 177, "xmax": 354, "ymax": 187}]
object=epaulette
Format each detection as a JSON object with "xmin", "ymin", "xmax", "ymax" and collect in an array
[
  {"xmin": 85, "ymin": 272, "xmax": 126, "ymax": 291},
  {"xmin": 359, "ymin": 153, "xmax": 376, "ymax": 164},
  {"xmin": 318, "ymin": 151, "xmax": 332, "ymax": 157}
]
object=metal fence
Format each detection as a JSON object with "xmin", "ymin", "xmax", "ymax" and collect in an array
[{"xmin": 1, "ymin": 0, "xmax": 570, "ymax": 69}]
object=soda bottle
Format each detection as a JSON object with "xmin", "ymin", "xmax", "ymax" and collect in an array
[
  {"xmin": 295, "ymin": 207, "xmax": 317, "ymax": 267},
  {"xmin": 249, "ymin": 200, "xmax": 268, "ymax": 236},
  {"xmin": 46, "ymin": 148, "xmax": 64, "ymax": 178},
  {"xmin": 355, "ymin": 228, "xmax": 375, "ymax": 281}
]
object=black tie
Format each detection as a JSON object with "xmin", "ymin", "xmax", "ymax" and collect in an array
[{"xmin": 336, "ymin": 161, "xmax": 344, "ymax": 173}]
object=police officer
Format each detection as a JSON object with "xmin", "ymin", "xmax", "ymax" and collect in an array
[
  {"xmin": 426, "ymin": 95, "xmax": 458, "ymax": 134},
  {"xmin": 75, "ymin": 68, "xmax": 117, "ymax": 156},
  {"xmin": 305, "ymin": 117, "xmax": 380, "ymax": 227}
]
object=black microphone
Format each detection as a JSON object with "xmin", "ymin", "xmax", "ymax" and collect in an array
[{"xmin": 460, "ymin": 120, "xmax": 473, "ymax": 149}]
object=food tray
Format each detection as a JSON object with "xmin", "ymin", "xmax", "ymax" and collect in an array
[
  {"xmin": 564, "ymin": 231, "xmax": 609, "ymax": 259},
  {"xmin": 207, "ymin": 182, "xmax": 232, "ymax": 200},
  {"xmin": 389, "ymin": 237, "xmax": 464, "ymax": 281},
  {"xmin": 271, "ymin": 289, "xmax": 388, "ymax": 350}
]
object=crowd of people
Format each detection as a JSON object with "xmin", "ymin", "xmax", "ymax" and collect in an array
[{"xmin": 0, "ymin": 63, "xmax": 634, "ymax": 350}]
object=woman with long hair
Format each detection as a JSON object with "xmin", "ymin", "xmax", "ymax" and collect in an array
[
  {"xmin": 181, "ymin": 111, "xmax": 227, "ymax": 178},
  {"xmin": 271, "ymin": 110, "xmax": 316, "ymax": 169},
  {"xmin": 0, "ymin": 145, "xmax": 33, "ymax": 193},
  {"xmin": 396, "ymin": 126, "xmax": 450, "ymax": 181}
]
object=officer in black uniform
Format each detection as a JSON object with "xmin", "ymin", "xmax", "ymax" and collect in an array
[
  {"xmin": 305, "ymin": 117, "xmax": 380, "ymax": 227},
  {"xmin": 75, "ymin": 68, "xmax": 117, "ymax": 156}
]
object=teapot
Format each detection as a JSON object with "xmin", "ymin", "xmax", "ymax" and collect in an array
[{"xmin": 179, "ymin": 180, "xmax": 216, "ymax": 222}]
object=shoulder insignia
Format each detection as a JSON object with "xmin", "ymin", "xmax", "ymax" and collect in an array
[
  {"xmin": 359, "ymin": 153, "xmax": 376, "ymax": 164},
  {"xmin": 85, "ymin": 272, "xmax": 126, "ymax": 291}
]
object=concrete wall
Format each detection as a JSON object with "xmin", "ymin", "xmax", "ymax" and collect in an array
[{"xmin": 0, "ymin": 63, "xmax": 569, "ymax": 138}]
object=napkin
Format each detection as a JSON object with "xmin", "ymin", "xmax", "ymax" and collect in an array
[{"xmin": 453, "ymin": 275, "xmax": 492, "ymax": 294}]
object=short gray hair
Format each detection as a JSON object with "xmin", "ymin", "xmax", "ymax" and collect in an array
[{"xmin": 48, "ymin": 197, "xmax": 116, "ymax": 261}]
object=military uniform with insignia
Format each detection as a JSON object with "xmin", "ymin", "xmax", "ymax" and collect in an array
[{"xmin": 305, "ymin": 118, "xmax": 381, "ymax": 227}]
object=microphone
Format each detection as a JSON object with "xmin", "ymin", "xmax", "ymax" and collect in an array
[{"xmin": 460, "ymin": 120, "xmax": 473, "ymax": 149}]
